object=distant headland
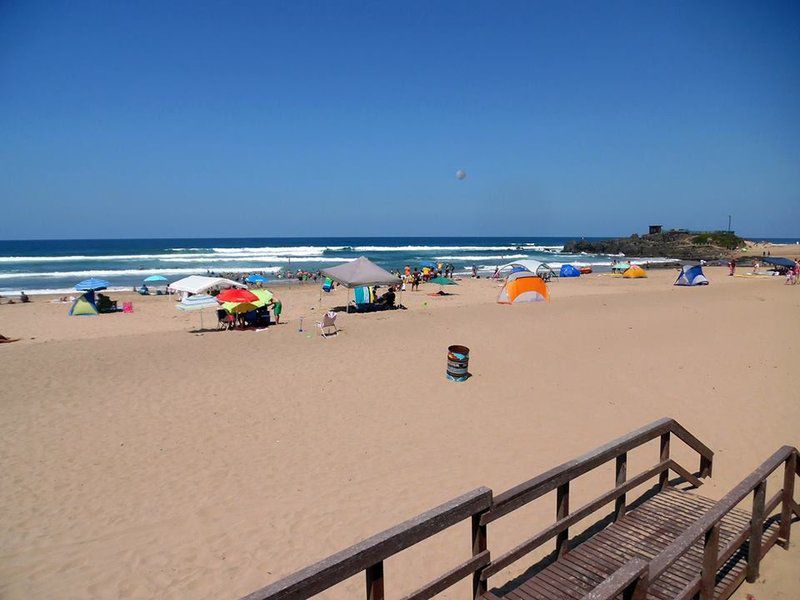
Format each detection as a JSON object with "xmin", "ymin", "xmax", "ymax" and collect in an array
[{"xmin": 563, "ymin": 228, "xmax": 745, "ymax": 261}]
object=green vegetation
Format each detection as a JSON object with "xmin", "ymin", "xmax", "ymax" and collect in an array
[{"xmin": 691, "ymin": 231, "xmax": 744, "ymax": 249}]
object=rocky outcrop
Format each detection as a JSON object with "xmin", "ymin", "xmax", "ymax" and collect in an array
[{"xmin": 562, "ymin": 230, "xmax": 744, "ymax": 261}]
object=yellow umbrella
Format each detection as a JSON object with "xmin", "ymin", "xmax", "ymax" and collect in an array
[
  {"xmin": 222, "ymin": 301, "xmax": 258, "ymax": 314},
  {"xmin": 250, "ymin": 289, "xmax": 274, "ymax": 307}
]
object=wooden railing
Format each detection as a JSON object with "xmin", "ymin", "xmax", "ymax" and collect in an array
[
  {"xmin": 241, "ymin": 487, "xmax": 492, "ymax": 600},
  {"xmin": 643, "ymin": 445, "xmax": 798, "ymax": 600},
  {"xmin": 240, "ymin": 419, "xmax": 798, "ymax": 600},
  {"xmin": 583, "ymin": 445, "xmax": 799, "ymax": 600},
  {"xmin": 476, "ymin": 417, "xmax": 713, "ymax": 590}
]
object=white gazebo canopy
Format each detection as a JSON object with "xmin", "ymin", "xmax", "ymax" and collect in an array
[{"xmin": 168, "ymin": 275, "xmax": 246, "ymax": 295}]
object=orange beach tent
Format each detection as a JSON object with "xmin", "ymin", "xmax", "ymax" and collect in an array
[
  {"xmin": 622, "ymin": 265, "xmax": 647, "ymax": 278},
  {"xmin": 497, "ymin": 271, "xmax": 550, "ymax": 303}
]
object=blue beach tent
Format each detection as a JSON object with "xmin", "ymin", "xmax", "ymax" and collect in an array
[
  {"xmin": 559, "ymin": 265, "xmax": 581, "ymax": 278},
  {"xmin": 674, "ymin": 265, "xmax": 709, "ymax": 286}
]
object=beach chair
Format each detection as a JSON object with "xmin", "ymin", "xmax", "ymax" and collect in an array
[
  {"xmin": 217, "ymin": 309, "xmax": 234, "ymax": 330},
  {"xmin": 316, "ymin": 311, "xmax": 338, "ymax": 338}
]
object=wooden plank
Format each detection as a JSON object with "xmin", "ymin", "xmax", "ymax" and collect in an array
[
  {"xmin": 699, "ymin": 523, "xmax": 719, "ymax": 600},
  {"xmin": 648, "ymin": 446, "xmax": 793, "ymax": 583},
  {"xmin": 615, "ymin": 453, "xmax": 627, "ymax": 520},
  {"xmin": 659, "ymin": 433, "xmax": 670, "ymax": 489},
  {"xmin": 780, "ymin": 452, "xmax": 796, "ymax": 546},
  {"xmin": 366, "ymin": 561, "xmax": 384, "ymax": 600},
  {"xmin": 747, "ymin": 480, "xmax": 766, "ymax": 583},
  {"xmin": 557, "ymin": 483, "xmax": 570, "ymax": 557},
  {"xmin": 242, "ymin": 487, "xmax": 492, "ymax": 600},
  {"xmin": 577, "ymin": 558, "xmax": 647, "ymax": 600},
  {"xmin": 472, "ymin": 512, "xmax": 488, "ymax": 599},
  {"xmin": 481, "ymin": 462, "xmax": 670, "ymax": 580},
  {"xmin": 666, "ymin": 460, "xmax": 703, "ymax": 488},
  {"xmin": 401, "ymin": 551, "xmax": 490, "ymax": 600}
]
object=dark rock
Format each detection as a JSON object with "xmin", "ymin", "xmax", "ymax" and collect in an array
[{"xmin": 563, "ymin": 230, "xmax": 744, "ymax": 261}]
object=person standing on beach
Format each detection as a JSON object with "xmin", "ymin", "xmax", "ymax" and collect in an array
[
  {"xmin": 728, "ymin": 258, "xmax": 736, "ymax": 276},
  {"xmin": 269, "ymin": 298, "xmax": 282, "ymax": 324}
]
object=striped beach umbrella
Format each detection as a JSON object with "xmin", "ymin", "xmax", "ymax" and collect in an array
[
  {"xmin": 75, "ymin": 278, "xmax": 110, "ymax": 291},
  {"xmin": 176, "ymin": 294, "xmax": 219, "ymax": 330}
]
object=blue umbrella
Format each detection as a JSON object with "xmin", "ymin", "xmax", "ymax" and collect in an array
[
  {"xmin": 144, "ymin": 275, "xmax": 168, "ymax": 284},
  {"xmin": 75, "ymin": 278, "xmax": 110, "ymax": 291},
  {"xmin": 245, "ymin": 274, "xmax": 267, "ymax": 284}
]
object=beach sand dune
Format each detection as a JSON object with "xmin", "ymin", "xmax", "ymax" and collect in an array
[{"xmin": 1, "ymin": 267, "xmax": 798, "ymax": 598}]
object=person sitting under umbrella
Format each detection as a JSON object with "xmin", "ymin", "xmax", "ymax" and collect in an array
[{"xmin": 375, "ymin": 286, "xmax": 396, "ymax": 308}]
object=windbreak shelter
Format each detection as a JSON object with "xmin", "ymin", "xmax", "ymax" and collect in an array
[
  {"xmin": 622, "ymin": 265, "xmax": 647, "ymax": 278},
  {"xmin": 560, "ymin": 265, "xmax": 581, "ymax": 277},
  {"xmin": 497, "ymin": 271, "xmax": 550, "ymax": 304},
  {"xmin": 168, "ymin": 275, "xmax": 246, "ymax": 295},
  {"xmin": 321, "ymin": 257, "xmax": 400, "ymax": 313},
  {"xmin": 675, "ymin": 265, "xmax": 709, "ymax": 286}
]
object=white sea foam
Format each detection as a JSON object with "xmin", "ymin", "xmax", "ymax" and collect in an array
[
  {"xmin": 351, "ymin": 245, "xmax": 562, "ymax": 252},
  {"xmin": 158, "ymin": 255, "xmax": 353, "ymax": 263},
  {"xmin": 211, "ymin": 246, "xmax": 335, "ymax": 257},
  {"xmin": 434, "ymin": 254, "xmax": 529, "ymax": 261},
  {"xmin": 0, "ymin": 266, "xmax": 285, "ymax": 280}
]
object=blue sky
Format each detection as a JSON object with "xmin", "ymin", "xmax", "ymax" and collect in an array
[{"xmin": 1, "ymin": 1, "xmax": 798, "ymax": 239}]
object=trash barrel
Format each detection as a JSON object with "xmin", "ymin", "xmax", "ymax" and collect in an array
[{"xmin": 446, "ymin": 345, "xmax": 470, "ymax": 382}]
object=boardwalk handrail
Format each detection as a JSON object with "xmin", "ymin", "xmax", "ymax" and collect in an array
[
  {"xmin": 579, "ymin": 558, "xmax": 648, "ymax": 600},
  {"xmin": 482, "ymin": 417, "xmax": 713, "ymax": 525},
  {"xmin": 241, "ymin": 487, "xmax": 492, "ymax": 600},
  {"xmin": 644, "ymin": 445, "xmax": 799, "ymax": 600},
  {"xmin": 477, "ymin": 417, "xmax": 713, "ymax": 587}
]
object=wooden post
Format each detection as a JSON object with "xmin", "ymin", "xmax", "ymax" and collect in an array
[
  {"xmin": 472, "ymin": 513, "xmax": 488, "ymax": 599},
  {"xmin": 700, "ymin": 453, "xmax": 713, "ymax": 478},
  {"xmin": 615, "ymin": 452, "xmax": 627, "ymax": 521},
  {"xmin": 659, "ymin": 433, "xmax": 670, "ymax": 489},
  {"xmin": 700, "ymin": 523, "xmax": 720, "ymax": 600},
  {"xmin": 747, "ymin": 481, "xmax": 766, "ymax": 583},
  {"xmin": 780, "ymin": 452, "xmax": 796, "ymax": 547},
  {"xmin": 556, "ymin": 482, "xmax": 570, "ymax": 557},
  {"xmin": 623, "ymin": 567, "xmax": 649, "ymax": 600},
  {"xmin": 366, "ymin": 561, "xmax": 384, "ymax": 600}
]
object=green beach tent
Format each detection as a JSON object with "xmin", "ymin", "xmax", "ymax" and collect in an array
[{"xmin": 69, "ymin": 293, "xmax": 98, "ymax": 316}]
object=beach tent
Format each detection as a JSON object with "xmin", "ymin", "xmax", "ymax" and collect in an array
[
  {"xmin": 321, "ymin": 257, "xmax": 400, "ymax": 313},
  {"xmin": 168, "ymin": 275, "xmax": 246, "ymax": 295},
  {"xmin": 497, "ymin": 271, "xmax": 550, "ymax": 304},
  {"xmin": 560, "ymin": 265, "xmax": 581, "ymax": 278},
  {"xmin": 321, "ymin": 257, "xmax": 400, "ymax": 288},
  {"xmin": 611, "ymin": 262, "xmax": 631, "ymax": 274},
  {"xmin": 500, "ymin": 259, "xmax": 545, "ymax": 273},
  {"xmin": 674, "ymin": 265, "xmax": 709, "ymax": 286},
  {"xmin": 622, "ymin": 265, "xmax": 647, "ymax": 278},
  {"xmin": 69, "ymin": 293, "xmax": 98, "ymax": 316}
]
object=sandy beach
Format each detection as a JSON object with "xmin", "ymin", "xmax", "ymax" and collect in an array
[{"xmin": 1, "ymin": 265, "xmax": 798, "ymax": 599}]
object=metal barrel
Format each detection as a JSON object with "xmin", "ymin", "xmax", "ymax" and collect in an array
[{"xmin": 446, "ymin": 345, "xmax": 470, "ymax": 382}]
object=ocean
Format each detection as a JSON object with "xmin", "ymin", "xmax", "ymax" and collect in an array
[{"xmin": 0, "ymin": 236, "xmax": 796, "ymax": 295}]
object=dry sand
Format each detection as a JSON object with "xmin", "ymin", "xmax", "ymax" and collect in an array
[{"xmin": 1, "ymin": 267, "xmax": 798, "ymax": 599}]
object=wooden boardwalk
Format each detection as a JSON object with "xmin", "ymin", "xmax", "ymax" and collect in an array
[
  {"xmin": 483, "ymin": 487, "xmax": 778, "ymax": 600},
  {"xmin": 240, "ymin": 418, "xmax": 799, "ymax": 600}
]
